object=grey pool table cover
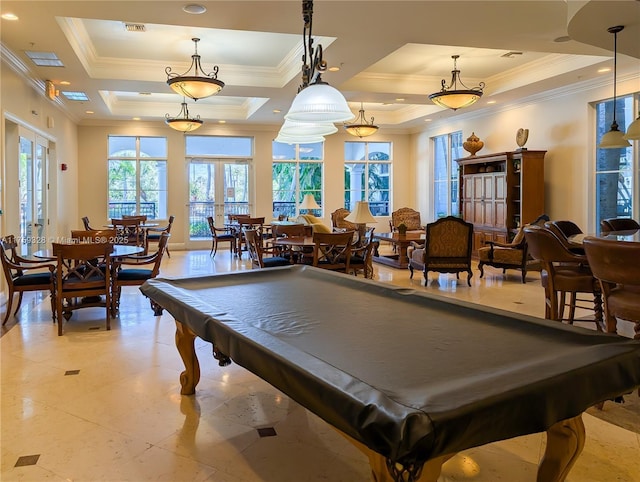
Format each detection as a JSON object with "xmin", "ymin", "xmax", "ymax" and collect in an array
[{"xmin": 141, "ymin": 265, "xmax": 640, "ymax": 467}]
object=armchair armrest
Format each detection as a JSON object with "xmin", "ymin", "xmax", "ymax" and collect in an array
[
  {"xmin": 5, "ymin": 257, "xmax": 55, "ymax": 273},
  {"xmin": 114, "ymin": 252, "xmax": 160, "ymax": 267},
  {"xmin": 409, "ymin": 241, "xmax": 424, "ymax": 249}
]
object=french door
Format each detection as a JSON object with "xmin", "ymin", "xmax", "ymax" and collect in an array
[
  {"xmin": 187, "ymin": 159, "xmax": 251, "ymax": 246},
  {"xmin": 18, "ymin": 129, "xmax": 49, "ymax": 256}
]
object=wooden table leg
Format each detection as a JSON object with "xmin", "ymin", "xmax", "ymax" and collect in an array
[
  {"xmin": 174, "ymin": 319, "xmax": 200, "ymax": 395},
  {"xmin": 537, "ymin": 415, "xmax": 585, "ymax": 482},
  {"xmin": 336, "ymin": 428, "xmax": 454, "ymax": 482}
]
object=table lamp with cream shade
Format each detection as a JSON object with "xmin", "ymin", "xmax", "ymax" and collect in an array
[
  {"xmin": 345, "ymin": 201, "xmax": 376, "ymax": 245},
  {"xmin": 298, "ymin": 194, "xmax": 321, "ymax": 216}
]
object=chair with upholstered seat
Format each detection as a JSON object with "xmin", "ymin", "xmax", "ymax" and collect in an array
[
  {"xmin": 331, "ymin": 208, "xmax": 358, "ymax": 231},
  {"xmin": 524, "ymin": 225, "xmax": 603, "ymax": 328},
  {"xmin": 207, "ymin": 216, "xmax": 236, "ymax": 257},
  {"xmin": 476, "ymin": 214, "xmax": 549, "ymax": 283},
  {"xmin": 52, "ymin": 242, "xmax": 113, "ymax": 335},
  {"xmin": 1, "ymin": 235, "xmax": 56, "ymax": 326},
  {"xmin": 583, "ymin": 237, "xmax": 640, "ymax": 339},
  {"xmin": 244, "ymin": 229, "xmax": 290, "ymax": 269},
  {"xmin": 145, "ymin": 215, "xmax": 174, "ymax": 257},
  {"xmin": 600, "ymin": 217, "xmax": 640, "ymax": 233},
  {"xmin": 390, "ymin": 207, "xmax": 423, "ymax": 233},
  {"xmin": 111, "ymin": 232, "xmax": 170, "ymax": 316},
  {"xmin": 312, "ymin": 231, "xmax": 354, "ymax": 273},
  {"xmin": 408, "ymin": 216, "xmax": 473, "ymax": 285},
  {"xmin": 349, "ymin": 228, "xmax": 378, "ymax": 278},
  {"xmin": 237, "ymin": 217, "xmax": 265, "ymax": 257},
  {"xmin": 545, "ymin": 220, "xmax": 585, "ymax": 255}
]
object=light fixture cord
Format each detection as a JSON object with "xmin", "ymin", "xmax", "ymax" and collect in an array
[
  {"xmin": 299, "ymin": 0, "xmax": 326, "ymax": 90},
  {"xmin": 612, "ymin": 29, "xmax": 618, "ymax": 123}
]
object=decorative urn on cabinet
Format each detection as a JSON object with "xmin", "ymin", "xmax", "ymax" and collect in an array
[{"xmin": 463, "ymin": 132, "xmax": 484, "ymax": 157}]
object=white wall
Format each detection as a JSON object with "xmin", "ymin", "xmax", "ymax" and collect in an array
[{"xmin": 412, "ymin": 73, "xmax": 640, "ymax": 233}]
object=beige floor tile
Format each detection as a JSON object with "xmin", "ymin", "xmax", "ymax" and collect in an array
[{"xmin": 1, "ymin": 249, "xmax": 637, "ymax": 482}]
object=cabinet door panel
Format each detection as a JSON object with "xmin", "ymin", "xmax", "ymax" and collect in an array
[
  {"xmin": 494, "ymin": 174, "xmax": 506, "ymax": 200},
  {"xmin": 473, "ymin": 200, "xmax": 485, "ymax": 225},
  {"xmin": 463, "ymin": 176, "xmax": 474, "ymax": 200},
  {"xmin": 483, "ymin": 201, "xmax": 494, "ymax": 226},
  {"xmin": 494, "ymin": 201, "xmax": 506, "ymax": 228},
  {"xmin": 482, "ymin": 175, "xmax": 493, "ymax": 199}
]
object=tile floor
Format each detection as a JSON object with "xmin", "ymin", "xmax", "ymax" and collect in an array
[{"xmin": 1, "ymin": 249, "xmax": 639, "ymax": 482}]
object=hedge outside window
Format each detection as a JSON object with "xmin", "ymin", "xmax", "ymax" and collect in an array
[
  {"xmin": 344, "ymin": 141, "xmax": 391, "ymax": 216},
  {"xmin": 108, "ymin": 136, "xmax": 167, "ymax": 220}
]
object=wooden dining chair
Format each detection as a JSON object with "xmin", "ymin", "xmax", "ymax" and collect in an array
[
  {"xmin": 145, "ymin": 215, "xmax": 174, "ymax": 257},
  {"xmin": 237, "ymin": 217, "xmax": 265, "ymax": 258},
  {"xmin": 349, "ymin": 228, "xmax": 378, "ymax": 278},
  {"xmin": 524, "ymin": 225, "xmax": 603, "ymax": 329},
  {"xmin": 81, "ymin": 216, "xmax": 97, "ymax": 230},
  {"xmin": 312, "ymin": 231, "xmax": 354, "ymax": 273},
  {"xmin": 52, "ymin": 242, "xmax": 113, "ymax": 335},
  {"xmin": 111, "ymin": 218, "xmax": 145, "ymax": 247},
  {"xmin": 583, "ymin": 236, "xmax": 640, "ymax": 339},
  {"xmin": 1, "ymin": 235, "xmax": 56, "ymax": 326},
  {"xmin": 207, "ymin": 216, "xmax": 236, "ymax": 257},
  {"xmin": 244, "ymin": 229, "xmax": 290, "ymax": 269},
  {"xmin": 111, "ymin": 232, "xmax": 170, "ymax": 316}
]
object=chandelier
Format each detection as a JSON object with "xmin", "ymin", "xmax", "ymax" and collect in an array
[
  {"xmin": 284, "ymin": 1, "xmax": 353, "ymax": 124},
  {"xmin": 344, "ymin": 103, "xmax": 378, "ymax": 138},
  {"xmin": 599, "ymin": 26, "xmax": 631, "ymax": 149},
  {"xmin": 429, "ymin": 55, "xmax": 485, "ymax": 110},
  {"xmin": 165, "ymin": 99, "xmax": 203, "ymax": 132},
  {"xmin": 165, "ymin": 38, "xmax": 224, "ymax": 101}
]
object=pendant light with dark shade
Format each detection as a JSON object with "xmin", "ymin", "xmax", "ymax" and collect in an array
[{"xmin": 598, "ymin": 26, "xmax": 631, "ymax": 149}]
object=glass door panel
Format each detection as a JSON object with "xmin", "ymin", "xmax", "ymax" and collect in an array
[
  {"xmin": 188, "ymin": 159, "xmax": 250, "ymax": 245},
  {"xmin": 18, "ymin": 134, "xmax": 48, "ymax": 256}
]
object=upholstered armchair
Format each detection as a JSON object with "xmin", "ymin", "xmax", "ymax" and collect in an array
[
  {"xmin": 477, "ymin": 214, "xmax": 549, "ymax": 283},
  {"xmin": 391, "ymin": 207, "xmax": 423, "ymax": 232},
  {"xmin": 331, "ymin": 208, "xmax": 358, "ymax": 231},
  {"xmin": 408, "ymin": 216, "xmax": 474, "ymax": 286}
]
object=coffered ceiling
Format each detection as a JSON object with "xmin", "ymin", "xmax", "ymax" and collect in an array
[{"xmin": 1, "ymin": 1, "xmax": 639, "ymax": 131}]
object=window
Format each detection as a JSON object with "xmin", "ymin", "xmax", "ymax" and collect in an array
[
  {"xmin": 344, "ymin": 141, "xmax": 391, "ymax": 216},
  {"xmin": 108, "ymin": 136, "xmax": 167, "ymax": 220},
  {"xmin": 594, "ymin": 95, "xmax": 638, "ymax": 228},
  {"xmin": 433, "ymin": 131, "xmax": 463, "ymax": 218},
  {"xmin": 272, "ymin": 142, "xmax": 324, "ymax": 219}
]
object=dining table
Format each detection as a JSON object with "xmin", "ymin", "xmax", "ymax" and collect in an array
[
  {"xmin": 272, "ymin": 236, "xmax": 315, "ymax": 264},
  {"xmin": 32, "ymin": 244, "xmax": 145, "ymax": 260},
  {"xmin": 568, "ymin": 229, "xmax": 640, "ymax": 245}
]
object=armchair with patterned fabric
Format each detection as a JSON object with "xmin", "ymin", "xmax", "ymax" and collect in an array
[
  {"xmin": 477, "ymin": 214, "xmax": 549, "ymax": 283},
  {"xmin": 331, "ymin": 208, "xmax": 358, "ymax": 231},
  {"xmin": 390, "ymin": 207, "xmax": 423, "ymax": 234},
  {"xmin": 408, "ymin": 216, "xmax": 473, "ymax": 286}
]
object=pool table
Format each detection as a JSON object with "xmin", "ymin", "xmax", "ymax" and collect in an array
[{"xmin": 140, "ymin": 266, "xmax": 640, "ymax": 482}]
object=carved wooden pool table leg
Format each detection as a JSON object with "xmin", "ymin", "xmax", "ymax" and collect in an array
[
  {"xmin": 174, "ymin": 320, "xmax": 200, "ymax": 395},
  {"xmin": 537, "ymin": 414, "xmax": 585, "ymax": 482},
  {"xmin": 337, "ymin": 428, "xmax": 454, "ymax": 482}
]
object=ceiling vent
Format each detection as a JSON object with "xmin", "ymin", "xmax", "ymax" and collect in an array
[
  {"xmin": 124, "ymin": 23, "xmax": 146, "ymax": 32},
  {"xmin": 502, "ymin": 51, "xmax": 523, "ymax": 58}
]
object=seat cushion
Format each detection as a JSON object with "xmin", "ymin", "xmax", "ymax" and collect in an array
[
  {"xmin": 13, "ymin": 272, "xmax": 52, "ymax": 286},
  {"xmin": 263, "ymin": 257, "xmax": 290, "ymax": 268},
  {"xmin": 117, "ymin": 269, "xmax": 153, "ymax": 281},
  {"xmin": 478, "ymin": 246, "xmax": 524, "ymax": 264}
]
